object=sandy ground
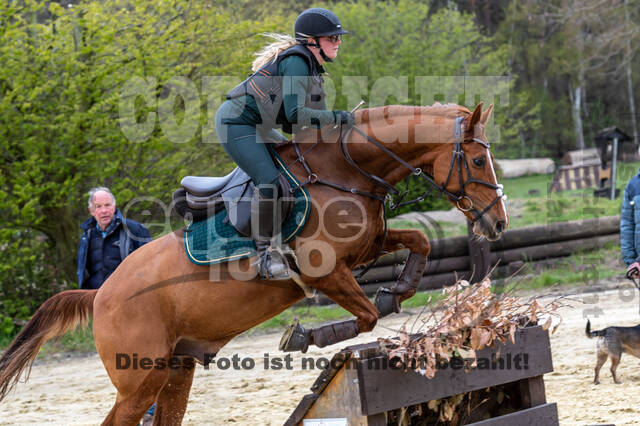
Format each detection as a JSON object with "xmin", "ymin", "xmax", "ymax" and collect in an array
[{"xmin": 1, "ymin": 283, "xmax": 640, "ymax": 425}]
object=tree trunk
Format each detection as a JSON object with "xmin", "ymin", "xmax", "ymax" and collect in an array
[
  {"xmin": 624, "ymin": 0, "xmax": 639, "ymax": 148},
  {"xmin": 570, "ymin": 81, "xmax": 585, "ymax": 150},
  {"xmin": 626, "ymin": 63, "xmax": 638, "ymax": 148}
]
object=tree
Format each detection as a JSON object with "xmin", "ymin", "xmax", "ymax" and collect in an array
[
  {"xmin": 541, "ymin": 0, "xmax": 637, "ymax": 149},
  {"xmin": 0, "ymin": 0, "xmax": 291, "ymax": 334}
]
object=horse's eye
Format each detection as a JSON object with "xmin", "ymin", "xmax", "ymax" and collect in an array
[{"xmin": 473, "ymin": 157, "xmax": 485, "ymax": 167}]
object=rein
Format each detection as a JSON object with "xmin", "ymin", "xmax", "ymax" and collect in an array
[{"xmin": 340, "ymin": 116, "xmax": 505, "ymax": 224}]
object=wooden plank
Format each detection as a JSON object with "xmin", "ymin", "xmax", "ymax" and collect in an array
[
  {"xmin": 357, "ymin": 326, "xmax": 553, "ymax": 416},
  {"xmin": 366, "ymin": 413, "xmax": 387, "ymax": 426},
  {"xmin": 519, "ymin": 375, "xmax": 547, "ymax": 408},
  {"xmin": 467, "ymin": 402, "xmax": 558, "ymax": 426},
  {"xmin": 489, "ymin": 216, "xmax": 619, "ymax": 252},
  {"xmin": 309, "ymin": 351, "xmax": 351, "ymax": 395},
  {"xmin": 491, "ymin": 234, "xmax": 618, "ymax": 265},
  {"xmin": 304, "ymin": 363, "xmax": 366, "ymax": 425},
  {"xmin": 284, "ymin": 394, "xmax": 319, "ymax": 426}
]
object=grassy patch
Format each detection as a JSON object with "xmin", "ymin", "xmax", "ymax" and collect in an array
[
  {"xmin": 248, "ymin": 304, "xmax": 351, "ymax": 333},
  {"xmin": 501, "ymin": 242, "xmax": 622, "ymax": 291},
  {"xmin": 509, "ymin": 192, "xmax": 620, "ymax": 229},
  {"xmin": 0, "ymin": 322, "xmax": 96, "ymax": 355},
  {"xmin": 38, "ymin": 324, "xmax": 96, "ymax": 356},
  {"xmin": 501, "ymin": 173, "xmax": 554, "ymax": 199}
]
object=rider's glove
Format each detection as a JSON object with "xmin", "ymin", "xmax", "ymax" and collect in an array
[
  {"xmin": 335, "ymin": 111, "xmax": 355, "ymax": 127},
  {"xmin": 627, "ymin": 261, "xmax": 640, "ymax": 278}
]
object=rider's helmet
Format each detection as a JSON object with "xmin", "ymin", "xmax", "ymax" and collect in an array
[{"xmin": 294, "ymin": 8, "xmax": 348, "ymax": 62}]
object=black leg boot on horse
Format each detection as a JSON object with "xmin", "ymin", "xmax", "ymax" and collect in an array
[
  {"xmin": 252, "ymin": 185, "xmax": 291, "ymax": 280},
  {"xmin": 374, "ymin": 252, "xmax": 427, "ymax": 317}
]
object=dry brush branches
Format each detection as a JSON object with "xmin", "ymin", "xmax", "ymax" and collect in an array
[{"xmin": 378, "ymin": 278, "xmax": 564, "ymax": 380}]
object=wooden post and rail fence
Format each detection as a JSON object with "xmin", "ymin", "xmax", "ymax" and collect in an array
[
  {"xmin": 304, "ymin": 215, "xmax": 620, "ymax": 305},
  {"xmin": 354, "ymin": 215, "xmax": 620, "ymax": 299}
]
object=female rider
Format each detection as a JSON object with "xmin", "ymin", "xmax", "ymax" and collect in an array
[{"xmin": 216, "ymin": 8, "xmax": 354, "ymax": 280}]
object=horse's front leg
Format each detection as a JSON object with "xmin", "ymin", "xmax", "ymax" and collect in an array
[
  {"xmin": 279, "ymin": 261, "xmax": 378, "ymax": 353},
  {"xmin": 374, "ymin": 229, "xmax": 430, "ymax": 315}
]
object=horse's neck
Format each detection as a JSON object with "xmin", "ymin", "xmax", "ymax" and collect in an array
[
  {"xmin": 279, "ymin": 105, "xmax": 462, "ymax": 191},
  {"xmin": 347, "ymin": 106, "xmax": 461, "ymax": 185}
]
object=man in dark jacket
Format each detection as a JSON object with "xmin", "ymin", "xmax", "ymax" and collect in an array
[
  {"xmin": 76, "ymin": 186, "xmax": 150, "ymax": 290},
  {"xmin": 76, "ymin": 187, "xmax": 155, "ymax": 424}
]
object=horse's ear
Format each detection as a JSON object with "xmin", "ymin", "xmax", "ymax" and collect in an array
[
  {"xmin": 466, "ymin": 102, "xmax": 483, "ymax": 131},
  {"xmin": 480, "ymin": 103, "xmax": 494, "ymax": 125}
]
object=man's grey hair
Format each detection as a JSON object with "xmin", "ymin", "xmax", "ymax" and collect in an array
[{"xmin": 88, "ymin": 187, "xmax": 116, "ymax": 209}]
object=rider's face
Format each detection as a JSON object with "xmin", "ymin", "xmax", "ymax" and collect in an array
[{"xmin": 308, "ymin": 35, "xmax": 341, "ymax": 63}]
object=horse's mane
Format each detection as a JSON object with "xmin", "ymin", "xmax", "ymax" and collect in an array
[
  {"xmin": 360, "ymin": 103, "xmax": 470, "ymax": 123},
  {"xmin": 286, "ymin": 102, "xmax": 470, "ymax": 148}
]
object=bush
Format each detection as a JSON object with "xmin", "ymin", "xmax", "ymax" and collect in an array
[{"xmin": 0, "ymin": 229, "xmax": 66, "ymax": 341}]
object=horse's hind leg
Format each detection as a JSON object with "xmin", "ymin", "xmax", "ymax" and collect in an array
[
  {"xmin": 152, "ymin": 358, "xmax": 196, "ymax": 426},
  {"xmin": 101, "ymin": 364, "xmax": 171, "ymax": 426}
]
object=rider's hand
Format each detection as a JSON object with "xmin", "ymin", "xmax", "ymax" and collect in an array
[
  {"xmin": 335, "ymin": 111, "xmax": 355, "ymax": 127},
  {"xmin": 627, "ymin": 261, "xmax": 640, "ymax": 278}
]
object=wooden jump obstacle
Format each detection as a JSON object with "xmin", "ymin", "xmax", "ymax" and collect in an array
[
  {"xmin": 285, "ymin": 325, "xmax": 557, "ymax": 426},
  {"xmin": 550, "ymin": 147, "xmax": 609, "ymax": 193},
  {"xmin": 549, "ymin": 163, "xmax": 609, "ymax": 192}
]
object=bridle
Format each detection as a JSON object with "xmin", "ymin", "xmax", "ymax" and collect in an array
[
  {"xmin": 287, "ymin": 113, "xmax": 506, "ymax": 277},
  {"xmin": 290, "ymin": 115, "xmax": 506, "ymax": 224}
]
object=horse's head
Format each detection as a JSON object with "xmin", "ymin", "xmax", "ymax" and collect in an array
[{"xmin": 430, "ymin": 103, "xmax": 507, "ymax": 241}]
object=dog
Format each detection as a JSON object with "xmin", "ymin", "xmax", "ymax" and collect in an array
[{"xmin": 586, "ymin": 319, "xmax": 640, "ymax": 384}]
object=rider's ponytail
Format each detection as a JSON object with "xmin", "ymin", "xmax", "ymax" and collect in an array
[{"xmin": 251, "ymin": 33, "xmax": 298, "ymax": 72}]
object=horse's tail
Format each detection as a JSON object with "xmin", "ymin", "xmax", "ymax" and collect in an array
[{"xmin": 0, "ymin": 290, "xmax": 97, "ymax": 402}]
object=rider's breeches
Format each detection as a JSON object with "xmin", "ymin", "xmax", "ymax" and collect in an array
[{"xmin": 215, "ymin": 100, "xmax": 280, "ymax": 199}]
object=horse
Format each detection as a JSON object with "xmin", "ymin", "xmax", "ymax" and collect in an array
[{"xmin": 0, "ymin": 102, "xmax": 507, "ymax": 425}]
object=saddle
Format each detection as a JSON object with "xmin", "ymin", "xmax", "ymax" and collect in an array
[{"xmin": 173, "ymin": 167, "xmax": 294, "ymax": 238}]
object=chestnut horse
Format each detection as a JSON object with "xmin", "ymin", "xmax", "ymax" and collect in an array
[{"xmin": 0, "ymin": 103, "xmax": 507, "ymax": 425}]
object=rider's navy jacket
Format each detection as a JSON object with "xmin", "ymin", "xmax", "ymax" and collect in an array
[
  {"xmin": 77, "ymin": 209, "xmax": 150, "ymax": 289},
  {"xmin": 621, "ymin": 167, "xmax": 640, "ymax": 265}
]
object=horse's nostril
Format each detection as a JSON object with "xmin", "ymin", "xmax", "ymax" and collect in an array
[{"xmin": 495, "ymin": 219, "xmax": 506, "ymax": 234}]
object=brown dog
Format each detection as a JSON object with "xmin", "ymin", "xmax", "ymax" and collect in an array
[{"xmin": 586, "ymin": 319, "xmax": 640, "ymax": 384}]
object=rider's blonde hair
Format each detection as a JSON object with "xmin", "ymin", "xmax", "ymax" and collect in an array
[{"xmin": 251, "ymin": 33, "xmax": 300, "ymax": 72}]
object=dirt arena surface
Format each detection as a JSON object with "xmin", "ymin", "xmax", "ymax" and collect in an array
[{"xmin": 1, "ymin": 283, "xmax": 640, "ymax": 425}]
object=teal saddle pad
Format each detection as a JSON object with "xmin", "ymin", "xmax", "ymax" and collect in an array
[{"xmin": 184, "ymin": 152, "xmax": 310, "ymax": 266}]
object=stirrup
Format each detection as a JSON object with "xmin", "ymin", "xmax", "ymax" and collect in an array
[{"xmin": 257, "ymin": 246, "xmax": 292, "ymax": 280}]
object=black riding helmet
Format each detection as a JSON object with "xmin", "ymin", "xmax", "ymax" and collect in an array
[{"xmin": 294, "ymin": 8, "xmax": 348, "ymax": 62}]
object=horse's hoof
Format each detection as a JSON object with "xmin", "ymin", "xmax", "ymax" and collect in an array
[
  {"xmin": 374, "ymin": 287, "xmax": 400, "ymax": 317},
  {"xmin": 279, "ymin": 319, "xmax": 310, "ymax": 353}
]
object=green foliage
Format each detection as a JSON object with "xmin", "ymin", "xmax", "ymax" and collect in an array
[
  {"xmin": 327, "ymin": 0, "xmax": 508, "ymax": 109},
  {"xmin": 0, "ymin": 0, "xmax": 289, "ymax": 340},
  {"xmin": 388, "ymin": 177, "xmax": 452, "ymax": 217},
  {"xmin": 0, "ymin": 229, "xmax": 62, "ymax": 340}
]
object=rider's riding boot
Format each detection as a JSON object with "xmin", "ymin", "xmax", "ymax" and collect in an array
[{"xmin": 252, "ymin": 188, "xmax": 290, "ymax": 280}]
